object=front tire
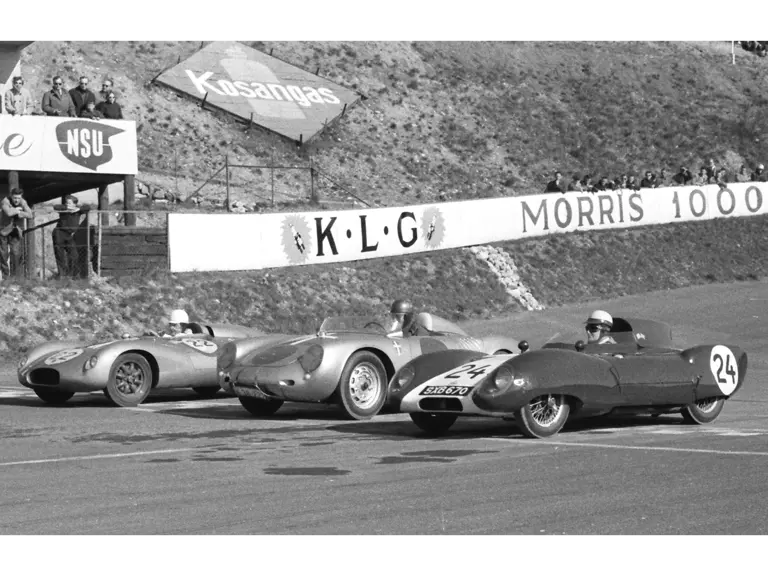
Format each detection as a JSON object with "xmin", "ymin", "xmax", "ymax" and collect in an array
[
  {"xmin": 104, "ymin": 353, "xmax": 153, "ymax": 407},
  {"xmin": 410, "ymin": 412, "xmax": 458, "ymax": 435},
  {"xmin": 193, "ymin": 386, "xmax": 220, "ymax": 399},
  {"xmin": 514, "ymin": 394, "xmax": 571, "ymax": 438},
  {"xmin": 681, "ymin": 398, "xmax": 725, "ymax": 424},
  {"xmin": 337, "ymin": 351, "xmax": 387, "ymax": 420},
  {"xmin": 33, "ymin": 387, "xmax": 74, "ymax": 405},
  {"xmin": 238, "ymin": 397, "xmax": 284, "ymax": 417}
]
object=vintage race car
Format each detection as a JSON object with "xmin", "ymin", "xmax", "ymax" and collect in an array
[
  {"xmin": 18, "ymin": 322, "xmax": 264, "ymax": 407},
  {"xmin": 218, "ymin": 313, "xmax": 520, "ymax": 420},
  {"xmin": 388, "ymin": 317, "xmax": 748, "ymax": 438}
]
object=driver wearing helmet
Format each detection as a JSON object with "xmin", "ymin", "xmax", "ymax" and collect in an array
[
  {"xmin": 145, "ymin": 309, "xmax": 195, "ymax": 338},
  {"xmin": 387, "ymin": 299, "xmax": 414, "ymax": 336},
  {"xmin": 585, "ymin": 310, "xmax": 617, "ymax": 345}
]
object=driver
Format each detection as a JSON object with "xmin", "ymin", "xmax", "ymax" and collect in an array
[
  {"xmin": 145, "ymin": 309, "xmax": 195, "ymax": 338},
  {"xmin": 387, "ymin": 299, "xmax": 414, "ymax": 336},
  {"xmin": 585, "ymin": 310, "xmax": 617, "ymax": 344}
]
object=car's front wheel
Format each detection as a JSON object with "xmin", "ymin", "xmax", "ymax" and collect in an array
[
  {"xmin": 410, "ymin": 412, "xmax": 458, "ymax": 435},
  {"xmin": 104, "ymin": 353, "xmax": 153, "ymax": 407},
  {"xmin": 193, "ymin": 386, "xmax": 220, "ymax": 399},
  {"xmin": 681, "ymin": 397, "xmax": 725, "ymax": 424},
  {"xmin": 33, "ymin": 387, "xmax": 74, "ymax": 405},
  {"xmin": 238, "ymin": 397, "xmax": 284, "ymax": 417},
  {"xmin": 514, "ymin": 394, "xmax": 571, "ymax": 438},
  {"xmin": 337, "ymin": 351, "xmax": 387, "ymax": 420}
]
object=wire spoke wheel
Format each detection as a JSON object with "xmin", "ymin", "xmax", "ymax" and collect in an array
[
  {"xmin": 514, "ymin": 394, "xmax": 570, "ymax": 439},
  {"xmin": 682, "ymin": 397, "xmax": 725, "ymax": 425}
]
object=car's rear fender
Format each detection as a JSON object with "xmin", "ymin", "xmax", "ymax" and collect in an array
[{"xmin": 681, "ymin": 344, "xmax": 748, "ymax": 398}]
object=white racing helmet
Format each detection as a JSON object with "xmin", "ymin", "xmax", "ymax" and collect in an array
[
  {"xmin": 586, "ymin": 310, "xmax": 613, "ymax": 329},
  {"xmin": 169, "ymin": 309, "xmax": 189, "ymax": 324}
]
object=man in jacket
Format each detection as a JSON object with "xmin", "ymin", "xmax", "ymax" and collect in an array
[
  {"xmin": 52, "ymin": 195, "xmax": 90, "ymax": 277},
  {"xmin": 3, "ymin": 76, "xmax": 32, "ymax": 115},
  {"xmin": 41, "ymin": 76, "xmax": 76, "ymax": 117},
  {"xmin": 69, "ymin": 76, "xmax": 97, "ymax": 117},
  {"xmin": 0, "ymin": 188, "xmax": 33, "ymax": 279}
]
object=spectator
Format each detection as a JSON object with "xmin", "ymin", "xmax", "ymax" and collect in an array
[
  {"xmin": 95, "ymin": 78, "xmax": 116, "ymax": 106},
  {"xmin": 0, "ymin": 188, "xmax": 33, "ymax": 280},
  {"xmin": 692, "ymin": 167, "xmax": 709, "ymax": 186},
  {"xmin": 581, "ymin": 174, "xmax": 595, "ymax": 193},
  {"xmin": 3, "ymin": 76, "xmax": 32, "ymax": 115},
  {"xmin": 41, "ymin": 76, "xmax": 76, "ymax": 117},
  {"xmin": 69, "ymin": 76, "xmax": 97, "ymax": 117},
  {"xmin": 594, "ymin": 176, "xmax": 612, "ymax": 192},
  {"xmin": 626, "ymin": 175, "xmax": 640, "ymax": 191},
  {"xmin": 715, "ymin": 167, "xmax": 729, "ymax": 187},
  {"xmin": 614, "ymin": 174, "xmax": 629, "ymax": 190},
  {"xmin": 751, "ymin": 163, "xmax": 766, "ymax": 182},
  {"xmin": 52, "ymin": 195, "xmax": 90, "ymax": 278},
  {"xmin": 96, "ymin": 91, "xmax": 124, "ymax": 120},
  {"xmin": 567, "ymin": 174, "xmax": 584, "ymax": 192},
  {"xmin": 640, "ymin": 171, "xmax": 656, "ymax": 189},
  {"xmin": 672, "ymin": 166, "xmax": 693, "ymax": 186},
  {"xmin": 80, "ymin": 100, "xmax": 103, "ymax": 120},
  {"xmin": 704, "ymin": 158, "xmax": 717, "ymax": 181},
  {"xmin": 656, "ymin": 168, "xmax": 670, "ymax": 188},
  {"xmin": 545, "ymin": 171, "xmax": 564, "ymax": 193},
  {"xmin": 734, "ymin": 164, "xmax": 750, "ymax": 183}
]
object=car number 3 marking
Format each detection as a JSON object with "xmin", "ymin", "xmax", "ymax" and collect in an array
[
  {"xmin": 710, "ymin": 345, "xmax": 738, "ymax": 396},
  {"xmin": 44, "ymin": 348, "xmax": 84, "ymax": 365},
  {"xmin": 181, "ymin": 339, "xmax": 218, "ymax": 354}
]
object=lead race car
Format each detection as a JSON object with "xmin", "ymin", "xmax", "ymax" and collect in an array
[
  {"xmin": 18, "ymin": 322, "xmax": 264, "ymax": 407},
  {"xmin": 388, "ymin": 317, "xmax": 748, "ymax": 437},
  {"xmin": 218, "ymin": 313, "xmax": 520, "ymax": 420}
]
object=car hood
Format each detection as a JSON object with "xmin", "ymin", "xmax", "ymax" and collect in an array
[{"xmin": 239, "ymin": 332, "xmax": 350, "ymax": 368}]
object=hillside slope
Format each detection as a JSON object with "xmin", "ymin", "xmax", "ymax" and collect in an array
[{"xmin": 19, "ymin": 41, "xmax": 768, "ymax": 207}]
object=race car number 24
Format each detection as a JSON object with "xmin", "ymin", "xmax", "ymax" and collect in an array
[{"xmin": 710, "ymin": 345, "xmax": 738, "ymax": 396}]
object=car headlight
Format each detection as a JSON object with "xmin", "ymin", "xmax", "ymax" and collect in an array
[
  {"xmin": 18, "ymin": 355, "xmax": 28, "ymax": 369},
  {"xmin": 480, "ymin": 366, "xmax": 524, "ymax": 395},
  {"xmin": 83, "ymin": 355, "xmax": 99, "ymax": 371},
  {"xmin": 392, "ymin": 364, "xmax": 416, "ymax": 391},
  {"xmin": 298, "ymin": 345, "xmax": 324, "ymax": 373}
]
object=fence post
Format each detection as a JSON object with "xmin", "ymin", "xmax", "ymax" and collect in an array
[
  {"xmin": 310, "ymin": 156, "xmax": 318, "ymax": 204},
  {"xmin": 271, "ymin": 147, "xmax": 275, "ymax": 207},
  {"xmin": 225, "ymin": 155, "xmax": 231, "ymax": 211},
  {"xmin": 85, "ymin": 211, "xmax": 91, "ymax": 280},
  {"xmin": 41, "ymin": 221, "xmax": 46, "ymax": 280},
  {"xmin": 97, "ymin": 212, "xmax": 102, "ymax": 277}
]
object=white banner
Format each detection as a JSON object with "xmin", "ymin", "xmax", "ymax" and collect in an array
[
  {"xmin": 0, "ymin": 115, "xmax": 137, "ymax": 174},
  {"xmin": 168, "ymin": 182, "xmax": 768, "ymax": 272}
]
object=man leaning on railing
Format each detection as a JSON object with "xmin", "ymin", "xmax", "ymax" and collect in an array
[{"xmin": 0, "ymin": 188, "xmax": 33, "ymax": 280}]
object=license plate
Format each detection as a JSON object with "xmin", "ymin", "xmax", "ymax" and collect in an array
[
  {"xmin": 421, "ymin": 385, "xmax": 472, "ymax": 397},
  {"xmin": 233, "ymin": 385, "xmax": 263, "ymax": 398}
]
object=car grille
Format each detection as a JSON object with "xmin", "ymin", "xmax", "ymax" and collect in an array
[
  {"xmin": 418, "ymin": 398, "xmax": 463, "ymax": 412},
  {"xmin": 29, "ymin": 368, "xmax": 60, "ymax": 386}
]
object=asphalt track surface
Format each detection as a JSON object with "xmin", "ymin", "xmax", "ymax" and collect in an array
[{"xmin": 1, "ymin": 280, "xmax": 767, "ymax": 535}]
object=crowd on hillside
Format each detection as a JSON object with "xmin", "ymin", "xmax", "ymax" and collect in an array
[
  {"xmin": 544, "ymin": 159, "xmax": 766, "ymax": 194},
  {"xmin": 3, "ymin": 74, "xmax": 124, "ymax": 119}
]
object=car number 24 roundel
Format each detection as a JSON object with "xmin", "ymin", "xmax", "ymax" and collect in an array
[
  {"xmin": 419, "ymin": 355, "xmax": 512, "ymax": 396},
  {"xmin": 710, "ymin": 345, "xmax": 739, "ymax": 396}
]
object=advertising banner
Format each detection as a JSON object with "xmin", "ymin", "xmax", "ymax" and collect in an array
[
  {"xmin": 168, "ymin": 182, "xmax": 768, "ymax": 273},
  {"xmin": 155, "ymin": 41, "xmax": 361, "ymax": 142},
  {"xmin": 0, "ymin": 115, "xmax": 137, "ymax": 174}
]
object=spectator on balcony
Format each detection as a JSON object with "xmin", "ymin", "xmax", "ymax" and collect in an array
[
  {"xmin": 626, "ymin": 175, "xmax": 640, "ymax": 191},
  {"xmin": 704, "ymin": 158, "xmax": 718, "ymax": 181},
  {"xmin": 567, "ymin": 174, "xmax": 584, "ymax": 192},
  {"xmin": 545, "ymin": 171, "xmax": 564, "ymax": 193},
  {"xmin": 614, "ymin": 174, "xmax": 629, "ymax": 190},
  {"xmin": 69, "ymin": 76, "xmax": 97, "ymax": 117},
  {"xmin": 692, "ymin": 167, "xmax": 709, "ymax": 186},
  {"xmin": 594, "ymin": 176, "xmax": 613, "ymax": 192},
  {"xmin": 751, "ymin": 163, "xmax": 766, "ymax": 182},
  {"xmin": 715, "ymin": 167, "xmax": 730, "ymax": 187},
  {"xmin": 656, "ymin": 168, "xmax": 671, "ymax": 188},
  {"xmin": 581, "ymin": 174, "xmax": 595, "ymax": 193},
  {"xmin": 96, "ymin": 92, "xmax": 124, "ymax": 120},
  {"xmin": 0, "ymin": 188, "xmax": 33, "ymax": 280},
  {"xmin": 95, "ymin": 78, "xmax": 116, "ymax": 106},
  {"xmin": 42, "ymin": 76, "xmax": 76, "ymax": 117},
  {"xmin": 672, "ymin": 166, "xmax": 693, "ymax": 186},
  {"xmin": 79, "ymin": 100, "xmax": 103, "ymax": 120},
  {"xmin": 3, "ymin": 76, "xmax": 32, "ymax": 115},
  {"xmin": 640, "ymin": 171, "xmax": 656, "ymax": 189},
  {"xmin": 734, "ymin": 164, "xmax": 750, "ymax": 183}
]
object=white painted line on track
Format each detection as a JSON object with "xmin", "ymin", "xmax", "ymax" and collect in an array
[
  {"xmin": 488, "ymin": 437, "xmax": 768, "ymax": 456},
  {"xmin": 0, "ymin": 448, "xmax": 198, "ymax": 467}
]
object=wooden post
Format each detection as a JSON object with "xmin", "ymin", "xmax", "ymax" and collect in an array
[
  {"xmin": 271, "ymin": 147, "xmax": 275, "ymax": 207},
  {"xmin": 98, "ymin": 184, "xmax": 109, "ymax": 226},
  {"xmin": 84, "ymin": 211, "xmax": 91, "ymax": 279},
  {"xmin": 24, "ymin": 217, "xmax": 36, "ymax": 279},
  {"xmin": 200, "ymin": 91, "xmax": 208, "ymax": 110},
  {"xmin": 225, "ymin": 155, "xmax": 231, "ymax": 211},
  {"xmin": 124, "ymin": 175, "xmax": 136, "ymax": 227},
  {"xmin": 8, "ymin": 170, "xmax": 19, "ymax": 191},
  {"xmin": 310, "ymin": 156, "xmax": 318, "ymax": 204},
  {"xmin": 97, "ymin": 214, "xmax": 102, "ymax": 277},
  {"xmin": 41, "ymin": 222, "xmax": 46, "ymax": 280}
]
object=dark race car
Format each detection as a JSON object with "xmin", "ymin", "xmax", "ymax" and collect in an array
[{"xmin": 388, "ymin": 317, "xmax": 748, "ymax": 438}]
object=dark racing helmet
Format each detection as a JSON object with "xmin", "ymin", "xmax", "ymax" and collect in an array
[{"xmin": 390, "ymin": 299, "xmax": 413, "ymax": 315}]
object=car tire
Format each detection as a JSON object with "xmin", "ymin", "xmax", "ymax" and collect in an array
[
  {"xmin": 681, "ymin": 398, "xmax": 725, "ymax": 424},
  {"xmin": 238, "ymin": 397, "xmax": 284, "ymax": 417},
  {"xmin": 337, "ymin": 351, "xmax": 388, "ymax": 420},
  {"xmin": 514, "ymin": 394, "xmax": 571, "ymax": 438},
  {"xmin": 193, "ymin": 386, "xmax": 220, "ymax": 399},
  {"xmin": 104, "ymin": 353, "xmax": 153, "ymax": 408},
  {"xmin": 33, "ymin": 387, "xmax": 74, "ymax": 405},
  {"xmin": 410, "ymin": 412, "xmax": 458, "ymax": 435}
]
